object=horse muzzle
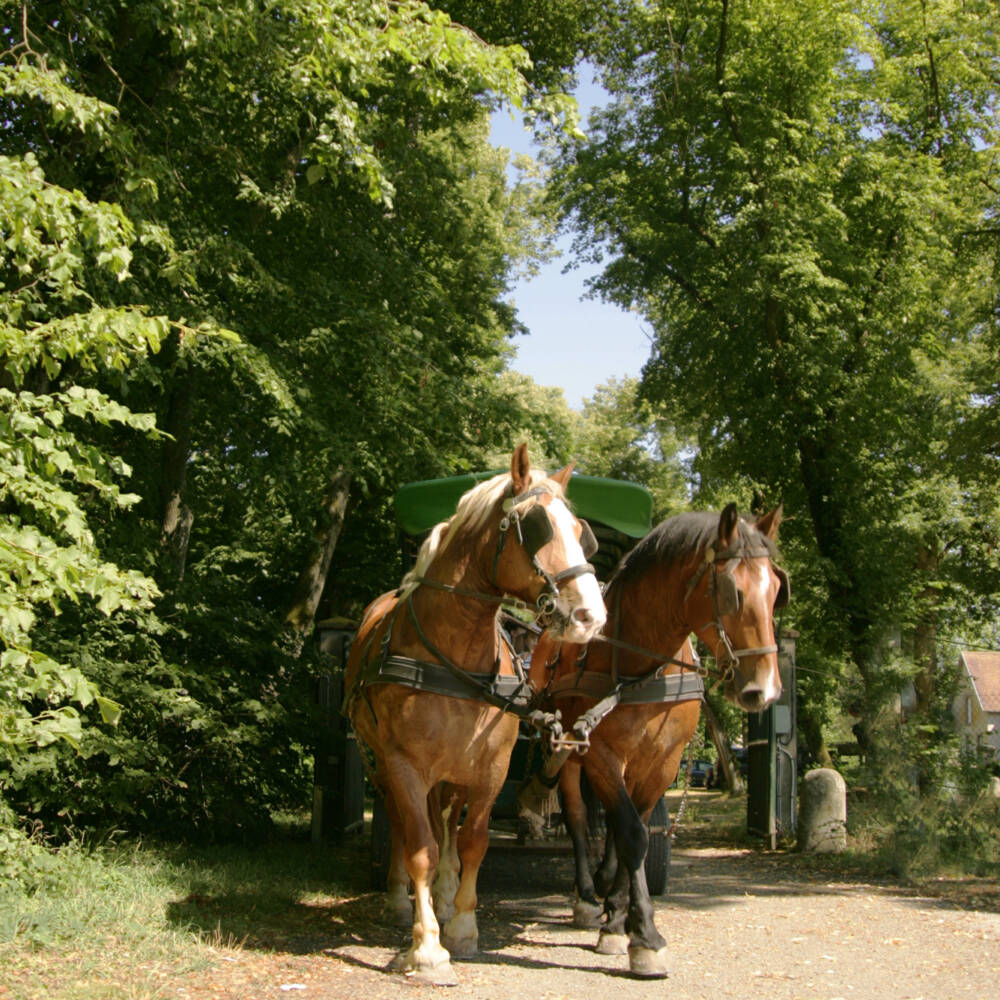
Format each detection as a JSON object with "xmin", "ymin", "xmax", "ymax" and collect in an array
[{"xmin": 544, "ymin": 583, "xmax": 606, "ymax": 643}]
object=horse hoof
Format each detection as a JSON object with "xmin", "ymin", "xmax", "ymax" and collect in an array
[
  {"xmin": 442, "ymin": 934, "xmax": 477, "ymax": 958},
  {"xmin": 629, "ymin": 944, "xmax": 670, "ymax": 978},
  {"xmin": 595, "ymin": 931, "xmax": 629, "ymax": 955},
  {"xmin": 389, "ymin": 953, "xmax": 457, "ymax": 986},
  {"xmin": 572, "ymin": 899, "xmax": 603, "ymax": 929},
  {"xmin": 406, "ymin": 962, "xmax": 458, "ymax": 986},
  {"xmin": 442, "ymin": 913, "xmax": 478, "ymax": 957},
  {"xmin": 382, "ymin": 903, "xmax": 412, "ymax": 928}
]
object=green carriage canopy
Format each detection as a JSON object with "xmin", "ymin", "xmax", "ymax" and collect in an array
[{"xmin": 394, "ymin": 471, "xmax": 653, "ymax": 539}]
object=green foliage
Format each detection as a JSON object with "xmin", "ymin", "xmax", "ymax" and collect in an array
[
  {"xmin": 0, "ymin": 0, "xmax": 587, "ymax": 843},
  {"xmin": 0, "ymin": 149, "xmax": 164, "ymax": 756},
  {"xmin": 847, "ymin": 714, "xmax": 1000, "ymax": 878},
  {"xmin": 574, "ymin": 377, "xmax": 691, "ymax": 521}
]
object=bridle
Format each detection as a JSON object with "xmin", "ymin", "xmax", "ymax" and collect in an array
[
  {"xmin": 492, "ymin": 485, "xmax": 598, "ymax": 618},
  {"xmin": 411, "ymin": 484, "xmax": 598, "ymax": 628},
  {"xmin": 576, "ymin": 535, "xmax": 790, "ymax": 690},
  {"xmin": 684, "ymin": 541, "xmax": 790, "ymax": 685}
]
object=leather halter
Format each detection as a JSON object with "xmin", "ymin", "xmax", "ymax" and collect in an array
[
  {"xmin": 685, "ymin": 541, "xmax": 780, "ymax": 683},
  {"xmin": 491, "ymin": 485, "xmax": 596, "ymax": 616}
]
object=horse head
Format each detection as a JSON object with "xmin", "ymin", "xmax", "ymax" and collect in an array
[
  {"xmin": 689, "ymin": 503, "xmax": 789, "ymax": 712},
  {"xmin": 492, "ymin": 444, "xmax": 607, "ymax": 644}
]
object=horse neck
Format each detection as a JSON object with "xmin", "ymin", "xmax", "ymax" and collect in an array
[
  {"xmin": 603, "ymin": 563, "xmax": 692, "ymax": 675},
  {"xmin": 406, "ymin": 525, "xmax": 506, "ymax": 673}
]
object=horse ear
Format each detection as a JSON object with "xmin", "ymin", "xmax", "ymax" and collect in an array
[
  {"xmin": 510, "ymin": 442, "xmax": 531, "ymax": 494},
  {"xmin": 755, "ymin": 504, "xmax": 783, "ymax": 540},
  {"xmin": 717, "ymin": 502, "xmax": 739, "ymax": 548},
  {"xmin": 551, "ymin": 460, "xmax": 575, "ymax": 490}
]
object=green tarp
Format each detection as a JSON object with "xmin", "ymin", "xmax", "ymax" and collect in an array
[{"xmin": 394, "ymin": 471, "xmax": 652, "ymax": 539}]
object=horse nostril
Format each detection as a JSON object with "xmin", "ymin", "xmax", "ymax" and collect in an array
[
  {"xmin": 572, "ymin": 607, "xmax": 593, "ymax": 625},
  {"xmin": 739, "ymin": 685, "xmax": 766, "ymax": 711}
]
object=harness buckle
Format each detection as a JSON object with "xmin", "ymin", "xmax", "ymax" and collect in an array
[
  {"xmin": 535, "ymin": 591, "xmax": 557, "ymax": 618},
  {"xmin": 550, "ymin": 728, "xmax": 591, "ymax": 754}
]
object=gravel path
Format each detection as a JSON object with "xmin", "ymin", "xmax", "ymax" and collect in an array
[
  {"xmin": 176, "ymin": 831, "xmax": 999, "ymax": 1000},
  {"xmin": 325, "ymin": 845, "xmax": 999, "ymax": 1000},
  {"xmin": 160, "ymin": 788, "xmax": 1000, "ymax": 1000}
]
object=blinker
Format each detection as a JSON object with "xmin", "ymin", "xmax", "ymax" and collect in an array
[
  {"xmin": 774, "ymin": 567, "xmax": 790, "ymax": 610},
  {"xmin": 713, "ymin": 570, "xmax": 743, "ymax": 617},
  {"xmin": 516, "ymin": 503, "xmax": 554, "ymax": 556}
]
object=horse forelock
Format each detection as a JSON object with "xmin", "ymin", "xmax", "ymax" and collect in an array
[
  {"xmin": 609, "ymin": 510, "xmax": 779, "ymax": 598},
  {"xmin": 398, "ymin": 467, "xmax": 565, "ymax": 594},
  {"xmin": 449, "ymin": 467, "xmax": 565, "ymax": 538}
]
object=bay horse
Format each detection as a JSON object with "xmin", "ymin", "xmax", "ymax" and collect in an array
[
  {"xmin": 529, "ymin": 503, "xmax": 788, "ymax": 978},
  {"xmin": 344, "ymin": 444, "xmax": 607, "ymax": 984}
]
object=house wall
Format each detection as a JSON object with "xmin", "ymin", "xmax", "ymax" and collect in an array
[{"xmin": 953, "ymin": 678, "xmax": 1000, "ymax": 762}]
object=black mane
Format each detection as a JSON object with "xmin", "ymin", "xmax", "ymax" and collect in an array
[{"xmin": 607, "ymin": 510, "xmax": 779, "ymax": 597}]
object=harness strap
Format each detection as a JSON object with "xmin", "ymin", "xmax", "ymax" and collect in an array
[
  {"xmin": 354, "ymin": 589, "xmax": 537, "ymax": 718},
  {"xmin": 369, "ymin": 654, "xmax": 535, "ymax": 711},
  {"xmin": 550, "ymin": 668, "xmax": 704, "ymax": 706},
  {"xmin": 409, "ymin": 576, "xmax": 507, "ymax": 606}
]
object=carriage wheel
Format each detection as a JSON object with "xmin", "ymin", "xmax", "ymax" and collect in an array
[
  {"xmin": 644, "ymin": 796, "xmax": 671, "ymax": 896},
  {"xmin": 369, "ymin": 792, "xmax": 391, "ymax": 890}
]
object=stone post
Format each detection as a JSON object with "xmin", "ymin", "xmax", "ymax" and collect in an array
[{"xmin": 798, "ymin": 767, "xmax": 847, "ymax": 853}]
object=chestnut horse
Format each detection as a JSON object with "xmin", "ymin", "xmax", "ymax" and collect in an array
[
  {"xmin": 345, "ymin": 445, "xmax": 606, "ymax": 984},
  {"xmin": 529, "ymin": 503, "xmax": 788, "ymax": 978}
]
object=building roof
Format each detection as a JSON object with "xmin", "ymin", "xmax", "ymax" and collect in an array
[{"xmin": 960, "ymin": 651, "xmax": 1000, "ymax": 714}]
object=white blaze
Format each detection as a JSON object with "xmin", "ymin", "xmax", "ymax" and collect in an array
[{"xmin": 548, "ymin": 498, "xmax": 606, "ymax": 640}]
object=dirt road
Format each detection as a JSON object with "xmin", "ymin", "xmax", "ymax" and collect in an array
[{"xmin": 174, "ymin": 796, "xmax": 1000, "ymax": 1000}]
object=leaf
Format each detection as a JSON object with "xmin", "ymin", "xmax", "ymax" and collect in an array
[{"xmin": 95, "ymin": 696, "xmax": 122, "ymax": 727}]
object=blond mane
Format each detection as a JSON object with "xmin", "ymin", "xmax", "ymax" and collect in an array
[{"xmin": 399, "ymin": 466, "xmax": 564, "ymax": 596}]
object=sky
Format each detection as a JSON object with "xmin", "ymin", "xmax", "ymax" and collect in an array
[{"xmin": 489, "ymin": 76, "xmax": 653, "ymax": 410}]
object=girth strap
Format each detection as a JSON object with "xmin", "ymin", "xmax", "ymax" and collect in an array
[
  {"xmin": 550, "ymin": 668, "xmax": 704, "ymax": 706},
  {"xmin": 369, "ymin": 654, "xmax": 535, "ymax": 711}
]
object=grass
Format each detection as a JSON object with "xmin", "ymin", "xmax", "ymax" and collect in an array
[{"xmin": 0, "ymin": 822, "xmax": 373, "ymax": 1000}]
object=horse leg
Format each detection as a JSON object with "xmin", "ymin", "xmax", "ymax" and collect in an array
[
  {"xmin": 383, "ymin": 763, "xmax": 457, "ymax": 985},
  {"xmin": 441, "ymin": 789, "xmax": 495, "ymax": 957},
  {"xmin": 602, "ymin": 786, "xmax": 669, "ymax": 978},
  {"xmin": 432, "ymin": 783, "xmax": 464, "ymax": 924},
  {"xmin": 560, "ymin": 760, "xmax": 602, "ymax": 928},
  {"xmin": 593, "ymin": 826, "xmax": 618, "ymax": 899},
  {"xmin": 596, "ymin": 836, "xmax": 631, "ymax": 957},
  {"xmin": 382, "ymin": 791, "xmax": 412, "ymax": 927}
]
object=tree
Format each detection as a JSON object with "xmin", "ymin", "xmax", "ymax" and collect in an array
[
  {"xmin": 0, "ymin": 0, "xmax": 580, "ymax": 836},
  {"xmin": 574, "ymin": 377, "xmax": 690, "ymax": 521},
  {"xmin": 554, "ymin": 0, "xmax": 1000, "ymax": 759}
]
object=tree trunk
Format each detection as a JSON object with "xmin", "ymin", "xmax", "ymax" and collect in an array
[
  {"xmin": 701, "ymin": 695, "xmax": 744, "ymax": 794},
  {"xmin": 284, "ymin": 467, "xmax": 353, "ymax": 657},
  {"xmin": 157, "ymin": 336, "xmax": 195, "ymax": 589},
  {"xmin": 912, "ymin": 543, "xmax": 940, "ymax": 714},
  {"xmin": 797, "ymin": 702, "xmax": 833, "ymax": 768},
  {"xmin": 796, "ymin": 432, "xmax": 877, "ymax": 682}
]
